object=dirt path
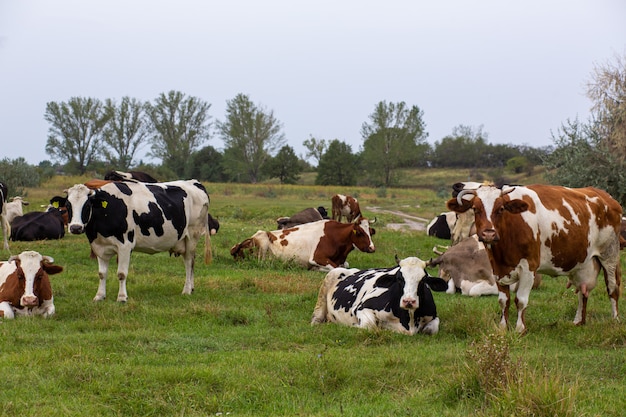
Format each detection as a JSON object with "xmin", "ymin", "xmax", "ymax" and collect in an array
[{"xmin": 366, "ymin": 206, "xmax": 429, "ymax": 232}]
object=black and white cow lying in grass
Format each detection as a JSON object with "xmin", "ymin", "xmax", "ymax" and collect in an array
[{"xmin": 311, "ymin": 256, "xmax": 447, "ymax": 335}]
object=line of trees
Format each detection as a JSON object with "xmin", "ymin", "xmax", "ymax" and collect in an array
[
  {"xmin": 7, "ymin": 51, "xmax": 623, "ymax": 198},
  {"xmin": 40, "ymin": 91, "xmax": 548, "ymax": 187}
]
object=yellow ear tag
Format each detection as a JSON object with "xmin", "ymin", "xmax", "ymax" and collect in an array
[
  {"xmin": 101, "ymin": 201, "xmax": 108, "ymax": 209},
  {"xmin": 52, "ymin": 202, "xmax": 59, "ymax": 208},
  {"xmin": 353, "ymin": 229, "xmax": 357, "ymax": 235}
]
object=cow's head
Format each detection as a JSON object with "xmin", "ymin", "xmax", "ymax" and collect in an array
[
  {"xmin": 351, "ymin": 218, "xmax": 376, "ymax": 253},
  {"xmin": 65, "ymin": 184, "xmax": 96, "ymax": 234},
  {"xmin": 381, "ymin": 257, "xmax": 447, "ymax": 311},
  {"xmin": 1, "ymin": 251, "xmax": 62, "ymax": 310},
  {"xmin": 447, "ymin": 185, "xmax": 529, "ymax": 244}
]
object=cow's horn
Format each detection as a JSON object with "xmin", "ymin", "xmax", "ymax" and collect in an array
[
  {"xmin": 395, "ymin": 254, "xmax": 400, "ymax": 264},
  {"xmin": 42, "ymin": 256, "xmax": 54, "ymax": 264},
  {"xmin": 456, "ymin": 189, "xmax": 476, "ymax": 205},
  {"xmin": 369, "ymin": 217, "xmax": 377, "ymax": 224}
]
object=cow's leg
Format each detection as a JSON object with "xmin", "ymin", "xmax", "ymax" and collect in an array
[
  {"xmin": 418, "ymin": 316, "xmax": 440, "ymax": 335},
  {"xmin": 182, "ymin": 250, "xmax": 195, "ymax": 295},
  {"xmin": 497, "ymin": 283, "xmax": 511, "ymax": 330},
  {"xmin": 574, "ymin": 291, "xmax": 588, "ymax": 325},
  {"xmin": 94, "ymin": 256, "xmax": 112, "ymax": 301},
  {"xmin": 513, "ymin": 271, "xmax": 535, "ymax": 334},
  {"xmin": 32, "ymin": 298, "xmax": 55, "ymax": 318},
  {"xmin": 0, "ymin": 301, "xmax": 14, "ymax": 319},
  {"xmin": 311, "ymin": 278, "xmax": 331, "ymax": 324},
  {"xmin": 598, "ymin": 250, "xmax": 621, "ymax": 321},
  {"xmin": 1, "ymin": 214, "xmax": 9, "ymax": 251},
  {"xmin": 115, "ymin": 251, "xmax": 132, "ymax": 303}
]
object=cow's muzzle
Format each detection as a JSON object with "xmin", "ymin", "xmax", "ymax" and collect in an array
[
  {"xmin": 69, "ymin": 224, "xmax": 85, "ymax": 234},
  {"xmin": 21, "ymin": 295, "xmax": 39, "ymax": 307},
  {"xmin": 479, "ymin": 229, "xmax": 499, "ymax": 244},
  {"xmin": 401, "ymin": 297, "xmax": 417, "ymax": 310}
]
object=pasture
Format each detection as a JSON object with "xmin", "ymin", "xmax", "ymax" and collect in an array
[{"xmin": 1, "ymin": 176, "xmax": 625, "ymax": 416}]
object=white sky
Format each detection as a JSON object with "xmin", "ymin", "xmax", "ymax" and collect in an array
[{"xmin": 0, "ymin": 0, "xmax": 625, "ymax": 165}]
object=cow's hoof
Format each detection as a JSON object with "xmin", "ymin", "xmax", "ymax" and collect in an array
[{"xmin": 93, "ymin": 295, "xmax": 106, "ymax": 302}]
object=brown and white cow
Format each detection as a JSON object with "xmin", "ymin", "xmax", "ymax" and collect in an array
[
  {"xmin": 331, "ymin": 194, "xmax": 361, "ymax": 223},
  {"xmin": 230, "ymin": 218, "xmax": 376, "ymax": 271},
  {"xmin": 448, "ymin": 183, "xmax": 623, "ymax": 333},
  {"xmin": 0, "ymin": 251, "xmax": 62, "ymax": 319}
]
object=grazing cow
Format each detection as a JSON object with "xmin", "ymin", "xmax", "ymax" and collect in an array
[
  {"xmin": 0, "ymin": 182, "xmax": 8, "ymax": 250},
  {"xmin": 230, "ymin": 218, "xmax": 376, "ymax": 271},
  {"xmin": 311, "ymin": 256, "xmax": 448, "ymax": 334},
  {"xmin": 429, "ymin": 235, "xmax": 542, "ymax": 297},
  {"xmin": 331, "ymin": 194, "xmax": 361, "ymax": 222},
  {"xmin": 0, "ymin": 251, "xmax": 62, "ymax": 319},
  {"xmin": 429, "ymin": 235, "xmax": 499, "ymax": 296},
  {"xmin": 448, "ymin": 182, "xmax": 623, "ymax": 333},
  {"xmin": 208, "ymin": 213, "xmax": 220, "ymax": 235},
  {"xmin": 276, "ymin": 207, "xmax": 329, "ymax": 229},
  {"xmin": 10, "ymin": 209, "xmax": 66, "ymax": 241},
  {"xmin": 104, "ymin": 170, "xmax": 158, "ymax": 183},
  {"xmin": 65, "ymin": 180, "xmax": 211, "ymax": 302},
  {"xmin": 426, "ymin": 212, "xmax": 456, "ymax": 239}
]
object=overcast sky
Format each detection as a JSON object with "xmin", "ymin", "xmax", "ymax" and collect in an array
[{"xmin": 1, "ymin": 0, "xmax": 625, "ymax": 165}]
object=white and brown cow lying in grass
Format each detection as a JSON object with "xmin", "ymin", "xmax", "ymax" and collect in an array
[
  {"xmin": 231, "ymin": 218, "xmax": 376, "ymax": 271},
  {"xmin": 0, "ymin": 251, "xmax": 63, "ymax": 319},
  {"xmin": 311, "ymin": 256, "xmax": 448, "ymax": 335}
]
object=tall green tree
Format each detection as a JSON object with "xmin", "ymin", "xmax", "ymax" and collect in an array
[
  {"xmin": 315, "ymin": 140, "xmax": 358, "ymax": 186},
  {"xmin": 188, "ymin": 145, "xmax": 226, "ymax": 182},
  {"xmin": 102, "ymin": 97, "xmax": 150, "ymax": 170},
  {"xmin": 44, "ymin": 97, "xmax": 111, "ymax": 174},
  {"xmin": 145, "ymin": 91, "xmax": 212, "ymax": 177},
  {"xmin": 302, "ymin": 135, "xmax": 328, "ymax": 166},
  {"xmin": 263, "ymin": 145, "xmax": 302, "ymax": 184},
  {"xmin": 217, "ymin": 93, "xmax": 285, "ymax": 183},
  {"xmin": 360, "ymin": 101, "xmax": 427, "ymax": 186},
  {"xmin": 431, "ymin": 125, "xmax": 490, "ymax": 168}
]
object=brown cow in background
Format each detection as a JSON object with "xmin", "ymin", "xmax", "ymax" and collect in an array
[{"xmin": 331, "ymin": 194, "xmax": 361, "ymax": 222}]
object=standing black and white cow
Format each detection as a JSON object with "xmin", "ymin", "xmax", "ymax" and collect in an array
[
  {"xmin": 65, "ymin": 180, "xmax": 211, "ymax": 302},
  {"xmin": 311, "ymin": 257, "xmax": 448, "ymax": 335}
]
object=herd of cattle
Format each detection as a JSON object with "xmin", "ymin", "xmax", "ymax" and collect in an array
[{"xmin": 0, "ymin": 174, "xmax": 624, "ymax": 336}]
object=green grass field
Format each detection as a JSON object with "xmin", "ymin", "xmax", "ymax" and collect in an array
[{"xmin": 0, "ymin": 174, "xmax": 625, "ymax": 416}]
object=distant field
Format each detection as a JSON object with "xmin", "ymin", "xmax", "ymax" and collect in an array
[{"xmin": 1, "ymin": 172, "xmax": 624, "ymax": 417}]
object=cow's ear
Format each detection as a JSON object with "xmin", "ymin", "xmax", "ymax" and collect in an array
[
  {"xmin": 42, "ymin": 264, "xmax": 64, "ymax": 275},
  {"xmin": 447, "ymin": 198, "xmax": 471, "ymax": 213},
  {"xmin": 424, "ymin": 276, "xmax": 448, "ymax": 292},
  {"xmin": 375, "ymin": 272, "xmax": 399, "ymax": 288},
  {"xmin": 504, "ymin": 199, "xmax": 528, "ymax": 214}
]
